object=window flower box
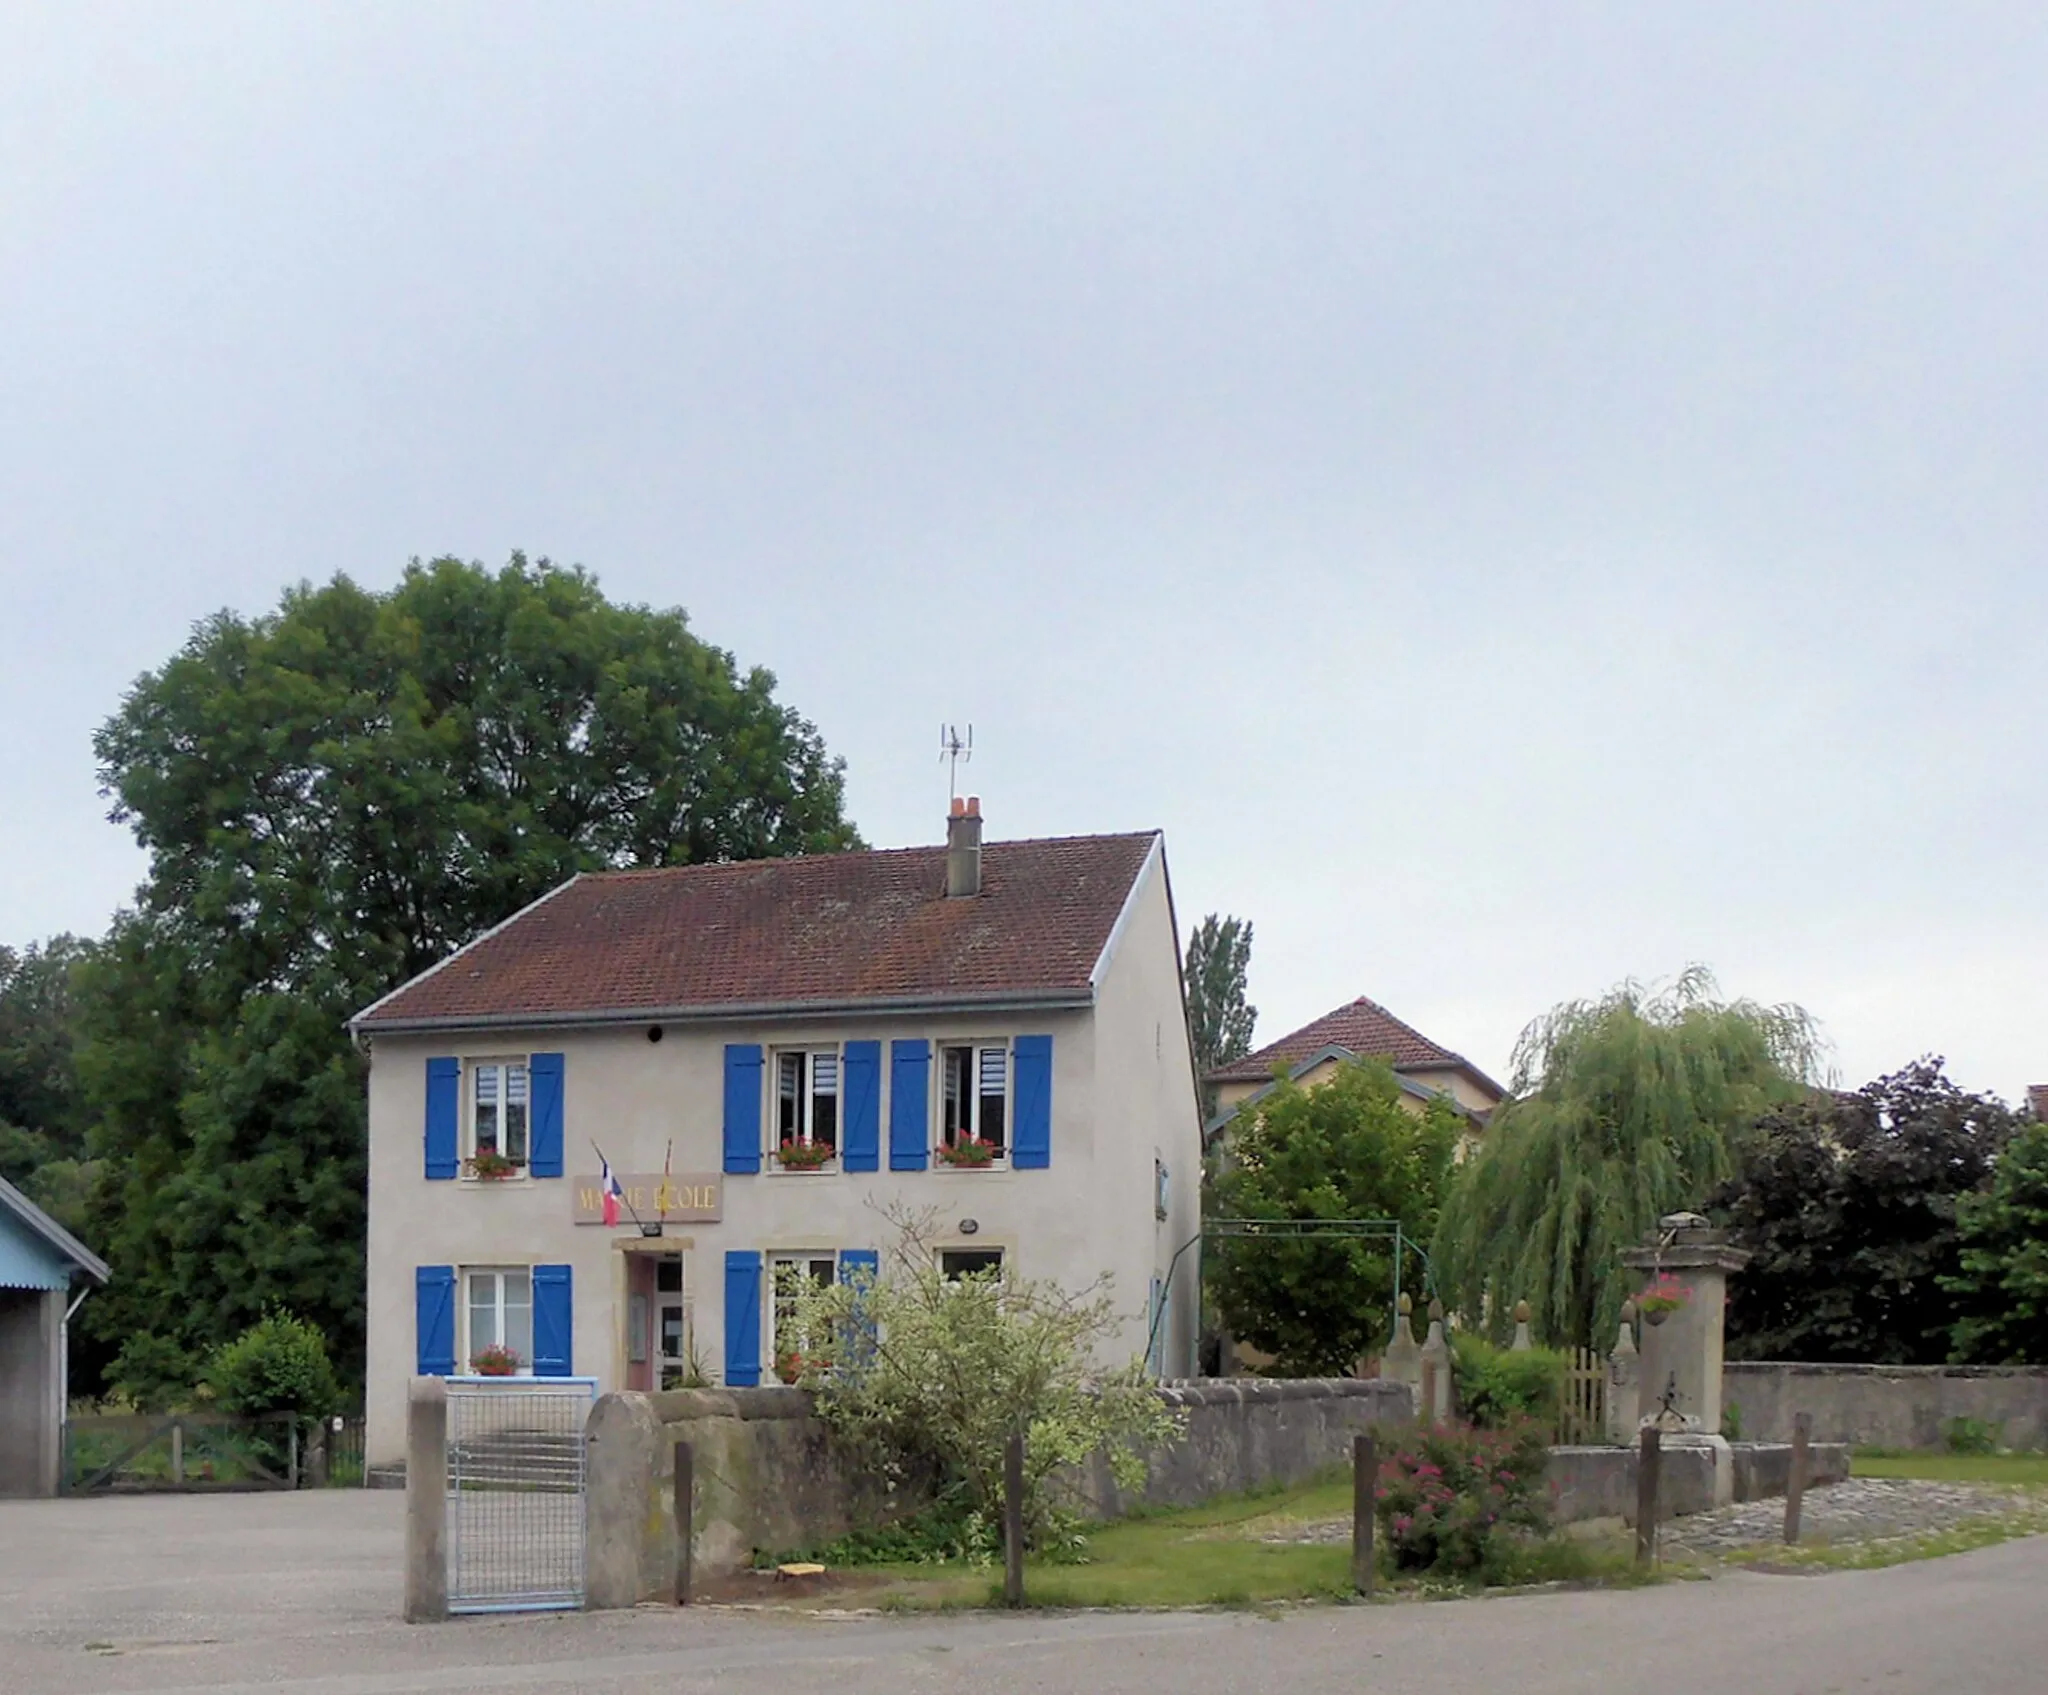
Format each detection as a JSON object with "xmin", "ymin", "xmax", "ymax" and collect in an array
[
  {"xmin": 470, "ymin": 1344, "xmax": 520, "ymax": 1376},
  {"xmin": 937, "ymin": 1137, "xmax": 1001, "ymax": 1169},
  {"xmin": 774, "ymin": 1140, "xmax": 837, "ymax": 1171},
  {"xmin": 466, "ymin": 1150, "xmax": 525, "ymax": 1181}
]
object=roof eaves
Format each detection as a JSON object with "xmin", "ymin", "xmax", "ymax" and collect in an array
[
  {"xmin": 1088, "ymin": 832, "xmax": 1163, "ymax": 992},
  {"xmin": 348, "ymin": 873, "xmax": 588, "ymax": 1036},
  {"xmin": 0, "ymin": 1175, "xmax": 110, "ymax": 1284},
  {"xmin": 357, "ymin": 984, "xmax": 1097, "ymax": 1039},
  {"xmin": 1202, "ymin": 1046, "xmax": 1486, "ymax": 1141}
]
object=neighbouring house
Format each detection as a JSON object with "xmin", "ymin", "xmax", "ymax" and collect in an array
[
  {"xmin": 352, "ymin": 801, "xmax": 1203, "ymax": 1469},
  {"xmin": 2029, "ymin": 1083, "xmax": 2048, "ymax": 1122},
  {"xmin": 1202, "ymin": 994, "xmax": 1505, "ymax": 1146},
  {"xmin": 0, "ymin": 1176, "xmax": 109, "ymax": 1497}
]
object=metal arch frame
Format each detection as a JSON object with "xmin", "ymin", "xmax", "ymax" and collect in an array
[{"xmin": 1147, "ymin": 1218, "xmax": 1436, "ymax": 1375}]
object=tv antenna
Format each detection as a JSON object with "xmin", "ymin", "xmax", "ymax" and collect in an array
[{"xmin": 940, "ymin": 723, "xmax": 973, "ymax": 803}]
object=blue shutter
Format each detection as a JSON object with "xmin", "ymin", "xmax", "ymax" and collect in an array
[
  {"xmin": 889, "ymin": 1040, "xmax": 930, "ymax": 1171},
  {"xmin": 724, "ymin": 1251, "xmax": 763, "ymax": 1386},
  {"xmin": 839, "ymin": 1248, "xmax": 880, "ymax": 1366},
  {"xmin": 532, "ymin": 1264, "xmax": 573, "ymax": 1376},
  {"xmin": 529, "ymin": 1053, "xmax": 565, "ymax": 1178},
  {"xmin": 723, "ymin": 1045, "xmax": 763, "ymax": 1174},
  {"xmin": 415, "ymin": 1265, "xmax": 456, "ymax": 1375},
  {"xmin": 838, "ymin": 1249, "xmax": 878, "ymax": 1285},
  {"xmin": 1012, "ymin": 1034, "xmax": 1053, "ymax": 1168},
  {"xmin": 424, "ymin": 1058, "xmax": 460, "ymax": 1180},
  {"xmin": 841, "ymin": 1041, "xmax": 881, "ymax": 1172}
]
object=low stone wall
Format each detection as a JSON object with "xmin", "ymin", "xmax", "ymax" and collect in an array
[
  {"xmin": 586, "ymin": 1377, "xmax": 1413, "ymax": 1606},
  {"xmin": 1547, "ymin": 1439, "xmax": 1850, "ymax": 1526},
  {"xmin": 1724, "ymin": 1363, "xmax": 2048, "ymax": 1450}
]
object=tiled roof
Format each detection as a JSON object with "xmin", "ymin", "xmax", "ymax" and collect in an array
[
  {"xmin": 2030, "ymin": 1083, "xmax": 2048, "ymax": 1122},
  {"xmin": 1206, "ymin": 994, "xmax": 1496, "ymax": 1093},
  {"xmin": 355, "ymin": 833, "xmax": 1159, "ymax": 1030}
]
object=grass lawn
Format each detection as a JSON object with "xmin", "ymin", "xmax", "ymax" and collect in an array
[{"xmin": 1851, "ymin": 1451, "xmax": 2048, "ymax": 1487}]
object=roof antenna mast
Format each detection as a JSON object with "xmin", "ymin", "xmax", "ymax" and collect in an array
[{"xmin": 940, "ymin": 723, "xmax": 973, "ymax": 805}]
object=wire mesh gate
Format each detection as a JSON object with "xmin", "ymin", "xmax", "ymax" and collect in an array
[{"xmin": 445, "ymin": 1377, "xmax": 597, "ymax": 1613}]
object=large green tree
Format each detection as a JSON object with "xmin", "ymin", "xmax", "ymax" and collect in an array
[
  {"xmin": 1433, "ymin": 968, "xmax": 1822, "ymax": 1347},
  {"xmin": 1711, "ymin": 1060, "xmax": 2015, "ymax": 1364},
  {"xmin": 1183, "ymin": 913, "xmax": 1255, "ymax": 1108},
  {"xmin": 82, "ymin": 556, "xmax": 858, "ymax": 1394},
  {"xmin": 1945, "ymin": 1115, "xmax": 2048, "ymax": 1365},
  {"xmin": 1208, "ymin": 1058, "xmax": 1457, "ymax": 1375},
  {"xmin": 0, "ymin": 935, "xmax": 97, "ymax": 1238}
]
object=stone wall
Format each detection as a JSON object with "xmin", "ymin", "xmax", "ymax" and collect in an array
[
  {"xmin": 586, "ymin": 1377, "xmax": 1414, "ymax": 1606},
  {"xmin": 1723, "ymin": 1363, "xmax": 2048, "ymax": 1450},
  {"xmin": 1546, "ymin": 1440, "xmax": 1850, "ymax": 1525}
]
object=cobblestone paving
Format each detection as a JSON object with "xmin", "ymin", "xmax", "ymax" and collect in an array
[{"xmin": 1660, "ymin": 1478, "xmax": 2040, "ymax": 1553}]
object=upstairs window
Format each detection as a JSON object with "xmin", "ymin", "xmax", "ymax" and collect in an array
[
  {"xmin": 940, "ymin": 1043, "xmax": 1009, "ymax": 1156},
  {"xmin": 469, "ymin": 1060, "xmax": 529, "ymax": 1169},
  {"xmin": 775, "ymin": 1049, "xmax": 840, "ymax": 1152}
]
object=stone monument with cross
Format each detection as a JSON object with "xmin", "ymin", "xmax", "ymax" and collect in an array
[{"xmin": 1618, "ymin": 1212, "xmax": 1749, "ymax": 1501}]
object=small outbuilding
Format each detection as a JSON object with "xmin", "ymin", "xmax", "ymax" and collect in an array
[{"xmin": 0, "ymin": 1175, "xmax": 109, "ymax": 1497}]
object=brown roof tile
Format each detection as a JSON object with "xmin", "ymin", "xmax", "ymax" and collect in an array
[
  {"xmin": 1206, "ymin": 994, "xmax": 1498, "ymax": 1094},
  {"xmin": 355, "ymin": 833, "xmax": 1159, "ymax": 1030}
]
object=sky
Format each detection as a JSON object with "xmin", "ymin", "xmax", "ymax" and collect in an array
[{"xmin": 3, "ymin": 4, "xmax": 2044, "ymax": 1102}]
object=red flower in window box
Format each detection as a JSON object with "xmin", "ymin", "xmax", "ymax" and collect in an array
[
  {"xmin": 775, "ymin": 1139, "xmax": 836, "ymax": 1170},
  {"xmin": 937, "ymin": 1137, "xmax": 1000, "ymax": 1168},
  {"xmin": 471, "ymin": 1344, "xmax": 520, "ymax": 1376},
  {"xmin": 467, "ymin": 1150, "xmax": 524, "ymax": 1181}
]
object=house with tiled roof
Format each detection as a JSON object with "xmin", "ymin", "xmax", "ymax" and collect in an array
[
  {"xmin": 353, "ymin": 801, "xmax": 1201, "ymax": 1468},
  {"xmin": 1204, "ymin": 995, "xmax": 1505, "ymax": 1142},
  {"xmin": 2029, "ymin": 1084, "xmax": 2048, "ymax": 1123}
]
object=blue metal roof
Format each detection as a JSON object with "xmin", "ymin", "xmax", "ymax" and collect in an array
[{"xmin": 0, "ymin": 1175, "xmax": 109, "ymax": 1290}]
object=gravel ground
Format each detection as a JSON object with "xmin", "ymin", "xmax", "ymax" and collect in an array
[{"xmin": 1660, "ymin": 1477, "xmax": 2042, "ymax": 1553}]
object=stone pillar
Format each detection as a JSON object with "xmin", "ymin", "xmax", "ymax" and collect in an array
[
  {"xmin": 1605, "ymin": 1302, "xmax": 1640, "ymax": 1445},
  {"xmin": 1418, "ymin": 1300, "xmax": 1453, "ymax": 1423},
  {"xmin": 1617, "ymin": 1215, "xmax": 1748, "ymax": 1438},
  {"xmin": 1509, "ymin": 1300, "xmax": 1534, "ymax": 1352},
  {"xmin": 1382, "ymin": 1293, "xmax": 1422, "ymax": 1409},
  {"xmin": 403, "ymin": 1378, "xmax": 449, "ymax": 1622}
]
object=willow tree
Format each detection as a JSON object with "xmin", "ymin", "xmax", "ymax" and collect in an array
[{"xmin": 1433, "ymin": 968, "xmax": 1823, "ymax": 1347}]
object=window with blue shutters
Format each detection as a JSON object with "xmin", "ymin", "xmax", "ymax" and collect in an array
[
  {"xmin": 723, "ymin": 1046, "xmax": 763, "ymax": 1174},
  {"xmin": 724, "ymin": 1251, "xmax": 764, "ymax": 1385},
  {"xmin": 529, "ymin": 1054, "xmax": 565, "ymax": 1177},
  {"xmin": 889, "ymin": 1040, "xmax": 931, "ymax": 1171},
  {"xmin": 424, "ymin": 1060, "xmax": 460, "ymax": 1180},
  {"xmin": 1011, "ymin": 1034, "xmax": 1053, "ymax": 1168},
  {"xmin": 415, "ymin": 1265, "xmax": 456, "ymax": 1375},
  {"xmin": 841, "ymin": 1041, "xmax": 881, "ymax": 1171},
  {"xmin": 532, "ymin": 1264, "xmax": 573, "ymax": 1376}
]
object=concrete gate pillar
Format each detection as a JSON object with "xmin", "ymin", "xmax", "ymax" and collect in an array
[{"xmin": 1618, "ymin": 1214, "xmax": 1748, "ymax": 1438}]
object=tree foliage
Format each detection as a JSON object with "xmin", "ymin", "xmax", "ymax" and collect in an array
[
  {"xmin": 80, "ymin": 556, "xmax": 858, "ymax": 1391},
  {"xmin": 1207, "ymin": 1059, "xmax": 1457, "ymax": 1375},
  {"xmin": 1711, "ymin": 1060, "xmax": 2016, "ymax": 1364},
  {"xmin": 1183, "ymin": 914, "xmax": 1256, "ymax": 1100},
  {"xmin": 0, "ymin": 935, "xmax": 97, "ymax": 1237},
  {"xmin": 787, "ymin": 1209, "xmax": 1182, "ymax": 1555},
  {"xmin": 207, "ymin": 1309, "xmax": 342, "ymax": 1420},
  {"xmin": 1433, "ymin": 968, "xmax": 1822, "ymax": 1347},
  {"xmin": 1945, "ymin": 1117, "xmax": 2048, "ymax": 1365}
]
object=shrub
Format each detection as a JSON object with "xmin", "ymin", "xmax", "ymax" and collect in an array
[
  {"xmin": 207, "ymin": 1311, "xmax": 340, "ymax": 1420},
  {"xmin": 1944, "ymin": 1415, "xmax": 2000, "ymax": 1456},
  {"xmin": 106, "ymin": 1333, "xmax": 200, "ymax": 1412},
  {"xmin": 785, "ymin": 1206, "xmax": 1184, "ymax": 1554},
  {"xmin": 1452, "ymin": 1333, "xmax": 1567, "ymax": 1432},
  {"xmin": 1376, "ymin": 1420, "xmax": 1551, "ymax": 1577}
]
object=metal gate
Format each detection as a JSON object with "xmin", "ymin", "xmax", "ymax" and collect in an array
[{"xmin": 445, "ymin": 1377, "xmax": 597, "ymax": 1613}]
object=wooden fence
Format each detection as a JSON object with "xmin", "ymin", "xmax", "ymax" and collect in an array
[{"xmin": 1558, "ymin": 1347, "xmax": 1606, "ymax": 1444}]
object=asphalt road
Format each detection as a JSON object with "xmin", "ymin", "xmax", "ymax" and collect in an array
[{"xmin": 4, "ymin": 1491, "xmax": 2043, "ymax": 1695}]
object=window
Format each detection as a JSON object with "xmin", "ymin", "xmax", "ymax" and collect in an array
[
  {"xmin": 939, "ymin": 1248, "xmax": 1004, "ymax": 1281},
  {"xmin": 939, "ymin": 1043, "xmax": 1009, "ymax": 1156},
  {"xmin": 770, "ymin": 1252, "xmax": 838, "ymax": 1381},
  {"xmin": 465, "ymin": 1267, "xmax": 532, "ymax": 1371},
  {"xmin": 774, "ymin": 1049, "xmax": 840, "ymax": 1152},
  {"xmin": 468, "ymin": 1059, "xmax": 530, "ymax": 1170}
]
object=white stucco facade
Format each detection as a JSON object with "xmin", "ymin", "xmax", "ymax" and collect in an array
[{"xmin": 362, "ymin": 839, "xmax": 1201, "ymax": 1467}]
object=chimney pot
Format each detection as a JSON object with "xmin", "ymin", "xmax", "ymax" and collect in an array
[
  {"xmin": 966, "ymin": 795, "xmax": 980, "ymax": 818},
  {"xmin": 950, "ymin": 796, "xmax": 966, "ymax": 818},
  {"xmin": 945, "ymin": 799, "xmax": 984, "ymax": 897}
]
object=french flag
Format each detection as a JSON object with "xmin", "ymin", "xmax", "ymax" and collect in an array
[{"xmin": 600, "ymin": 1159, "xmax": 624, "ymax": 1228}]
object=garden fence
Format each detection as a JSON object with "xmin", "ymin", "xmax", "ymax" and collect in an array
[{"xmin": 1559, "ymin": 1347, "xmax": 1606, "ymax": 1444}]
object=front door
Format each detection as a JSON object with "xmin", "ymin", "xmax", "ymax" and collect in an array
[{"xmin": 653, "ymin": 1254, "xmax": 691, "ymax": 1387}]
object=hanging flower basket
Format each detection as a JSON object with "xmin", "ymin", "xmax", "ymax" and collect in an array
[
  {"xmin": 467, "ymin": 1150, "xmax": 524, "ymax": 1181},
  {"xmin": 775, "ymin": 1139, "xmax": 836, "ymax": 1170},
  {"xmin": 471, "ymin": 1344, "xmax": 520, "ymax": 1376},
  {"xmin": 937, "ymin": 1137, "xmax": 1000, "ymax": 1168},
  {"xmin": 1637, "ymin": 1273, "xmax": 1690, "ymax": 1326}
]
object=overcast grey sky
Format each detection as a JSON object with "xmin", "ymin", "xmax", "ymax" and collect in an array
[{"xmin": 3, "ymin": 4, "xmax": 2043, "ymax": 1101}]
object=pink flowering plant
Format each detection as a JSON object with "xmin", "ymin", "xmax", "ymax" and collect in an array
[
  {"xmin": 1375, "ymin": 1420, "xmax": 1551, "ymax": 1576},
  {"xmin": 1636, "ymin": 1273, "xmax": 1690, "ymax": 1321}
]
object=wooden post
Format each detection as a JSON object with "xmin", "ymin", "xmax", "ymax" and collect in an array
[
  {"xmin": 288, "ymin": 1418, "xmax": 300, "ymax": 1490},
  {"xmin": 170, "ymin": 1417, "xmax": 185, "ymax": 1489},
  {"xmin": 1352, "ymin": 1434, "xmax": 1376, "ymax": 1595},
  {"xmin": 1635, "ymin": 1426, "xmax": 1661, "ymax": 1567},
  {"xmin": 1003, "ymin": 1431, "xmax": 1026, "ymax": 1608},
  {"xmin": 1783, "ymin": 1411, "xmax": 1811, "ymax": 1545},
  {"xmin": 1419, "ymin": 1358, "xmax": 1436, "ymax": 1425},
  {"xmin": 673, "ymin": 1441, "xmax": 694, "ymax": 1605}
]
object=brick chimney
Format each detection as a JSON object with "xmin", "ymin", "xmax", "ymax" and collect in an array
[{"xmin": 945, "ymin": 795, "xmax": 983, "ymax": 897}]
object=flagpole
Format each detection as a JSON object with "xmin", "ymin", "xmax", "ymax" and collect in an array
[{"xmin": 591, "ymin": 1138, "xmax": 658, "ymax": 1237}]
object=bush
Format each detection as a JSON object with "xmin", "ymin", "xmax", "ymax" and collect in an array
[
  {"xmin": 207, "ymin": 1311, "xmax": 340, "ymax": 1420},
  {"xmin": 1944, "ymin": 1416, "xmax": 2000, "ymax": 1456},
  {"xmin": 1376, "ymin": 1420, "xmax": 1551, "ymax": 1577},
  {"xmin": 106, "ymin": 1333, "xmax": 199, "ymax": 1412},
  {"xmin": 1452, "ymin": 1334, "xmax": 1567, "ymax": 1432}
]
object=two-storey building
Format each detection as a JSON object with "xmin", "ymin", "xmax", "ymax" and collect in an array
[{"xmin": 354, "ymin": 803, "xmax": 1202, "ymax": 1467}]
